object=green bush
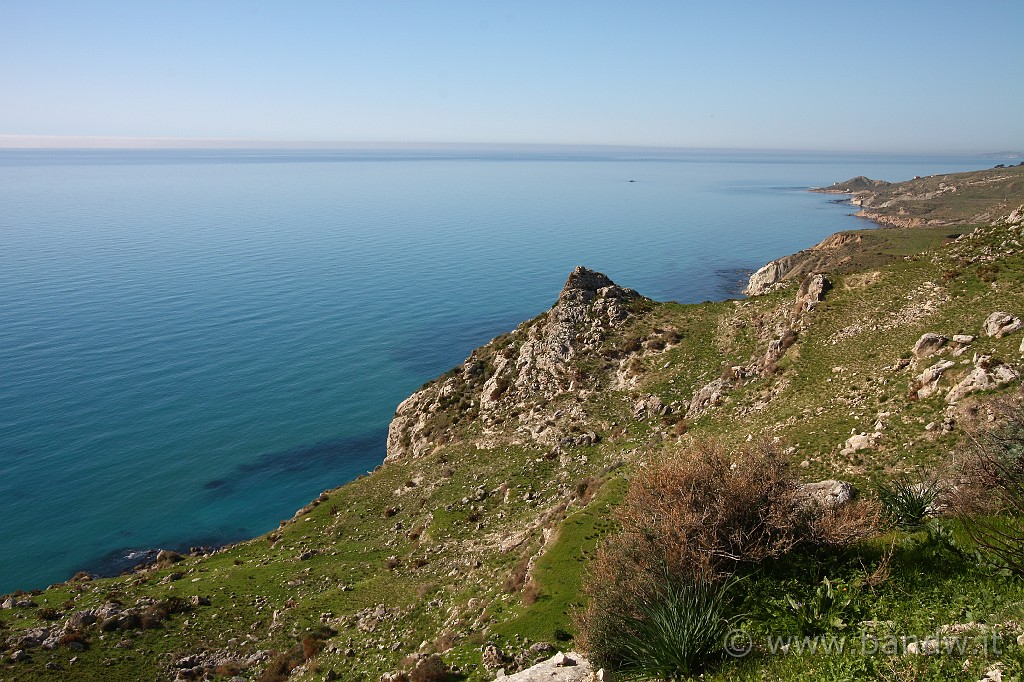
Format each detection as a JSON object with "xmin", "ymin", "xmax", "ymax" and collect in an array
[
  {"xmin": 585, "ymin": 569, "xmax": 736, "ymax": 680},
  {"xmin": 873, "ymin": 473, "xmax": 941, "ymax": 528}
]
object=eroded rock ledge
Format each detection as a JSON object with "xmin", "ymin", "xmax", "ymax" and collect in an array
[{"xmin": 386, "ymin": 267, "xmax": 647, "ymax": 461}]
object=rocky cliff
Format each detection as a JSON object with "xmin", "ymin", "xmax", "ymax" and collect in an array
[{"xmin": 387, "ymin": 267, "xmax": 647, "ymax": 461}]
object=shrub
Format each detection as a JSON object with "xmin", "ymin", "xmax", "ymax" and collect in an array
[
  {"xmin": 873, "ymin": 473, "xmax": 942, "ymax": 528},
  {"xmin": 409, "ymin": 654, "xmax": 450, "ymax": 682},
  {"xmin": 582, "ymin": 568, "xmax": 736, "ymax": 679},
  {"xmin": 955, "ymin": 396, "xmax": 1024, "ymax": 573},
  {"xmin": 977, "ymin": 263, "xmax": 1000, "ymax": 282},
  {"xmin": 577, "ymin": 439, "xmax": 878, "ymax": 676},
  {"xmin": 578, "ymin": 441, "xmax": 799, "ymax": 675},
  {"xmin": 613, "ymin": 441, "xmax": 801, "ymax": 581}
]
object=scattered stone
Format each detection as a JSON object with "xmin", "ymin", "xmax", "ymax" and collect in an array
[
  {"xmin": 633, "ymin": 394, "xmax": 669, "ymax": 418},
  {"xmin": 10, "ymin": 649, "xmax": 27, "ymax": 662},
  {"xmin": 913, "ymin": 333, "xmax": 947, "ymax": 359},
  {"xmin": 952, "ymin": 334, "xmax": 975, "ymax": 345},
  {"xmin": 552, "ymin": 651, "xmax": 575, "ymax": 667},
  {"xmin": 159, "ymin": 572, "xmax": 184, "ymax": 584},
  {"xmin": 979, "ymin": 667, "xmax": 1003, "ymax": 682},
  {"xmin": 983, "ymin": 311, "xmax": 1022, "ymax": 338}
]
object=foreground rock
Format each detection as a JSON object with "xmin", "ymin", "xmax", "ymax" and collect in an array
[
  {"xmin": 797, "ymin": 480, "xmax": 857, "ymax": 509},
  {"xmin": 498, "ymin": 651, "xmax": 603, "ymax": 681}
]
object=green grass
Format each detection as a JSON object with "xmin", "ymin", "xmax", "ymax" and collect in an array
[{"xmin": 491, "ymin": 475, "xmax": 627, "ymax": 644}]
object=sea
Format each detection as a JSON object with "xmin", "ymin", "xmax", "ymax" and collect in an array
[{"xmin": 0, "ymin": 147, "xmax": 1000, "ymax": 594}]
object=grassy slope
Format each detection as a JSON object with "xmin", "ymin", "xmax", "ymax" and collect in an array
[{"xmin": 2, "ymin": 175, "xmax": 1024, "ymax": 681}]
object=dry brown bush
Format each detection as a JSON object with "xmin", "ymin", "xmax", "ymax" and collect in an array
[
  {"xmin": 576, "ymin": 439, "xmax": 878, "ymax": 666},
  {"xmin": 613, "ymin": 440, "xmax": 801, "ymax": 581},
  {"xmin": 801, "ymin": 498, "xmax": 883, "ymax": 547},
  {"xmin": 953, "ymin": 394, "xmax": 1024, "ymax": 573}
]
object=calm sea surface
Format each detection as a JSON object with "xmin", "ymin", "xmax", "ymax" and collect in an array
[{"xmin": 0, "ymin": 148, "xmax": 997, "ymax": 592}]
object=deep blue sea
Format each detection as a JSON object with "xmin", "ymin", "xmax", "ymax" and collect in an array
[{"xmin": 0, "ymin": 148, "xmax": 998, "ymax": 593}]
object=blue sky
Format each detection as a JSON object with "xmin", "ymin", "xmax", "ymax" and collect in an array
[{"xmin": 2, "ymin": 1, "xmax": 1022, "ymax": 152}]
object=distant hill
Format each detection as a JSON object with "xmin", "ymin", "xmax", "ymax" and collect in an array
[
  {"xmin": 812, "ymin": 164, "xmax": 1024, "ymax": 228},
  {"xmin": 981, "ymin": 151, "xmax": 1024, "ymax": 160},
  {"xmin": 815, "ymin": 175, "xmax": 893, "ymax": 193}
]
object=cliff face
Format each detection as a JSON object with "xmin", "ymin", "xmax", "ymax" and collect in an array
[{"xmin": 386, "ymin": 267, "xmax": 646, "ymax": 461}]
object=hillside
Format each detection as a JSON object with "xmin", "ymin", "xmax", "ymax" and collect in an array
[
  {"xmin": 3, "ymin": 168, "xmax": 1024, "ymax": 682},
  {"xmin": 815, "ymin": 164, "xmax": 1024, "ymax": 228}
]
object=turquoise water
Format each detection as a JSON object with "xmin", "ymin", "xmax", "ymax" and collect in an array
[{"xmin": 0, "ymin": 149, "xmax": 995, "ymax": 593}]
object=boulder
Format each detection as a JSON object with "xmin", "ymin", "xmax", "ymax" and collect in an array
[
  {"xmin": 913, "ymin": 333, "xmax": 948, "ymax": 359},
  {"xmin": 499, "ymin": 651, "xmax": 598, "ymax": 681},
  {"xmin": 840, "ymin": 432, "xmax": 880, "ymax": 456},
  {"xmin": 686, "ymin": 379, "xmax": 727, "ymax": 418},
  {"xmin": 482, "ymin": 643, "xmax": 507, "ymax": 672},
  {"xmin": 983, "ymin": 312, "xmax": 1022, "ymax": 338},
  {"xmin": 797, "ymin": 480, "xmax": 857, "ymax": 509},
  {"xmin": 913, "ymin": 360, "xmax": 956, "ymax": 400}
]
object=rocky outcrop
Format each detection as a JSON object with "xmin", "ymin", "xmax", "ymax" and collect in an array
[
  {"xmin": 913, "ymin": 333, "xmax": 948, "ymax": 359},
  {"xmin": 744, "ymin": 233, "xmax": 865, "ymax": 297},
  {"xmin": 686, "ymin": 378, "xmax": 727, "ymax": 419},
  {"xmin": 946, "ymin": 358, "xmax": 1020, "ymax": 404},
  {"xmin": 913, "ymin": 360, "xmax": 956, "ymax": 400},
  {"xmin": 814, "ymin": 166, "xmax": 1024, "ymax": 228},
  {"xmin": 1004, "ymin": 205, "xmax": 1024, "ymax": 226},
  {"xmin": 386, "ymin": 268, "xmax": 646, "ymax": 461},
  {"xmin": 745, "ymin": 260, "xmax": 789, "ymax": 296},
  {"xmin": 983, "ymin": 312, "xmax": 1022, "ymax": 338},
  {"xmin": 794, "ymin": 273, "xmax": 831, "ymax": 313},
  {"xmin": 814, "ymin": 176, "xmax": 893, "ymax": 193}
]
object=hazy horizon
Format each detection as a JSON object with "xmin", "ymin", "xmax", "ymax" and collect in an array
[
  {"xmin": 3, "ymin": 1, "xmax": 1023, "ymax": 154},
  {"xmin": 0, "ymin": 135, "xmax": 1019, "ymax": 157}
]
